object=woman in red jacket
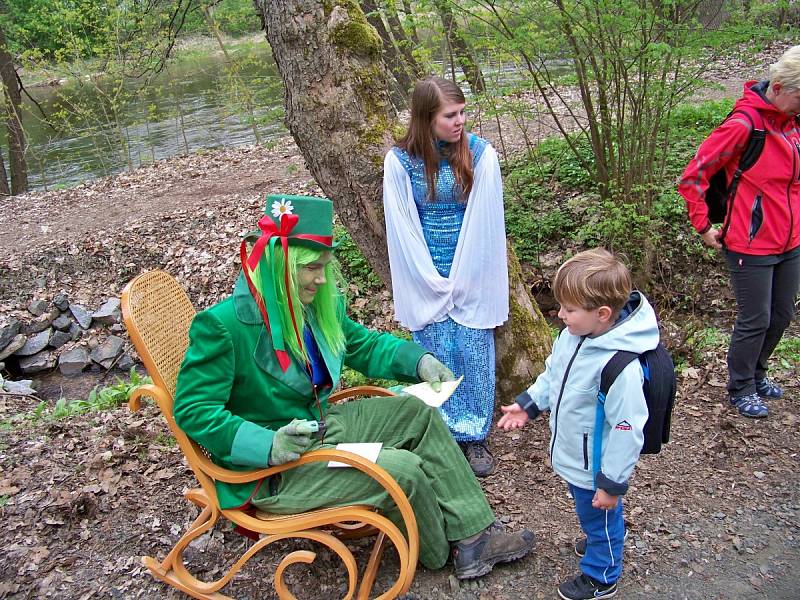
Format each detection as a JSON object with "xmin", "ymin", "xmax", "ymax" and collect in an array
[{"xmin": 679, "ymin": 45, "xmax": 800, "ymax": 418}]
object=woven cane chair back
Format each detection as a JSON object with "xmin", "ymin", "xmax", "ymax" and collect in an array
[{"xmin": 122, "ymin": 270, "xmax": 195, "ymax": 397}]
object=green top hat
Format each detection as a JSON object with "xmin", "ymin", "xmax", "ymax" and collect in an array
[{"xmin": 255, "ymin": 194, "xmax": 339, "ymax": 251}]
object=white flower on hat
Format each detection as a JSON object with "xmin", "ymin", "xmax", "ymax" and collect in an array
[{"xmin": 271, "ymin": 198, "xmax": 294, "ymax": 218}]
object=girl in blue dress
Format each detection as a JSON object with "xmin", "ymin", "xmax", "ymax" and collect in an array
[{"xmin": 383, "ymin": 77, "xmax": 508, "ymax": 476}]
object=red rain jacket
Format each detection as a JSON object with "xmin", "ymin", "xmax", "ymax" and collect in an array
[{"xmin": 679, "ymin": 80, "xmax": 800, "ymax": 255}]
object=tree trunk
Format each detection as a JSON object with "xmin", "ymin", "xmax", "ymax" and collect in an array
[
  {"xmin": 360, "ymin": 0, "xmax": 413, "ymax": 104},
  {"xmin": 0, "ymin": 144, "xmax": 10, "ymax": 196},
  {"xmin": 433, "ymin": 0, "xmax": 485, "ymax": 94},
  {"xmin": 0, "ymin": 27, "xmax": 28, "ymax": 195},
  {"xmin": 382, "ymin": 1, "xmax": 425, "ymax": 78},
  {"xmin": 400, "ymin": 0, "xmax": 421, "ymax": 46},
  {"xmin": 257, "ymin": 0, "xmax": 550, "ymax": 397}
]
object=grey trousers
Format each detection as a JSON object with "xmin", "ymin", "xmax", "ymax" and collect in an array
[{"xmin": 725, "ymin": 249, "xmax": 800, "ymax": 397}]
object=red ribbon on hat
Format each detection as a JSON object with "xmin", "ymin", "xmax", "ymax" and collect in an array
[{"xmin": 246, "ymin": 214, "xmax": 333, "ymax": 271}]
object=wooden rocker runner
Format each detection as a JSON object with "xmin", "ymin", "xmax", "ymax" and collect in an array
[{"xmin": 121, "ymin": 270, "xmax": 418, "ymax": 600}]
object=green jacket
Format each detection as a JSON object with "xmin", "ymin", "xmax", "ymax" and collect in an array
[{"xmin": 173, "ymin": 274, "xmax": 426, "ymax": 509}]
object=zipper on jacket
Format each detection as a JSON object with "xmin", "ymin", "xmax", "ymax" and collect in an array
[
  {"xmin": 748, "ymin": 194, "xmax": 763, "ymax": 244},
  {"xmin": 582, "ymin": 432, "xmax": 589, "ymax": 470},
  {"xmin": 549, "ymin": 337, "xmax": 585, "ymax": 459},
  {"xmin": 786, "ymin": 141, "xmax": 799, "ymax": 251}
]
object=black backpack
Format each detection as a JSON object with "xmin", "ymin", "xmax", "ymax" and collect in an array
[
  {"xmin": 592, "ymin": 343, "xmax": 677, "ymax": 474},
  {"xmin": 704, "ymin": 108, "xmax": 766, "ymax": 224}
]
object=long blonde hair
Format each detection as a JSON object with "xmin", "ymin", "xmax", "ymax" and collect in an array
[{"xmin": 396, "ymin": 77, "xmax": 474, "ymax": 201}]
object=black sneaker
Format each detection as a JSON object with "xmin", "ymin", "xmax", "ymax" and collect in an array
[
  {"xmin": 574, "ymin": 527, "xmax": 629, "ymax": 557},
  {"xmin": 453, "ymin": 521, "xmax": 535, "ymax": 579},
  {"xmin": 557, "ymin": 573, "xmax": 617, "ymax": 599},
  {"xmin": 755, "ymin": 377, "xmax": 783, "ymax": 399},
  {"xmin": 460, "ymin": 440, "xmax": 495, "ymax": 477}
]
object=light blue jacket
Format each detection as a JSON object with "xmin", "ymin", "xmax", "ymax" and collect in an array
[{"xmin": 516, "ymin": 292, "xmax": 659, "ymax": 494}]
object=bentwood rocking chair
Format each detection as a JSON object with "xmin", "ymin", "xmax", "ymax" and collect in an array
[{"xmin": 121, "ymin": 270, "xmax": 418, "ymax": 600}]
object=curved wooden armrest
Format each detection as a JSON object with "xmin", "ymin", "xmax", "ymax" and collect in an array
[
  {"xmin": 129, "ymin": 383, "xmax": 168, "ymax": 412},
  {"xmin": 328, "ymin": 385, "xmax": 396, "ymax": 404}
]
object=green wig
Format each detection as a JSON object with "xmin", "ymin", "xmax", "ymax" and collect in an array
[{"xmin": 248, "ymin": 245, "xmax": 346, "ymax": 360}]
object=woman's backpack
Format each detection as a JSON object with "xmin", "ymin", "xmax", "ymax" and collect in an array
[{"xmin": 704, "ymin": 109, "xmax": 766, "ymax": 224}]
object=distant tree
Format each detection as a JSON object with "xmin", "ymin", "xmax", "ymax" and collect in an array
[{"xmin": 0, "ymin": 25, "xmax": 27, "ymax": 195}]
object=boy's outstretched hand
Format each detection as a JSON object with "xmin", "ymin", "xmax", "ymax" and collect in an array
[
  {"xmin": 592, "ymin": 488, "xmax": 619, "ymax": 510},
  {"xmin": 497, "ymin": 402, "xmax": 529, "ymax": 430}
]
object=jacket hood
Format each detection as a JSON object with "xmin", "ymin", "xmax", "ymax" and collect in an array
[
  {"xmin": 736, "ymin": 80, "xmax": 794, "ymax": 126},
  {"xmin": 585, "ymin": 291, "xmax": 660, "ymax": 355}
]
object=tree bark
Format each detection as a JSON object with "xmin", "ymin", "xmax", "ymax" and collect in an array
[
  {"xmin": 257, "ymin": 0, "xmax": 550, "ymax": 397},
  {"xmin": 360, "ymin": 0, "xmax": 413, "ymax": 104},
  {"xmin": 0, "ymin": 26, "xmax": 28, "ymax": 195},
  {"xmin": 433, "ymin": 0, "xmax": 485, "ymax": 94},
  {"xmin": 0, "ymin": 144, "xmax": 10, "ymax": 196}
]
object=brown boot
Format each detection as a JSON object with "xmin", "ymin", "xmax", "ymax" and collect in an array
[
  {"xmin": 453, "ymin": 521, "xmax": 535, "ymax": 579},
  {"xmin": 460, "ymin": 440, "xmax": 495, "ymax": 477}
]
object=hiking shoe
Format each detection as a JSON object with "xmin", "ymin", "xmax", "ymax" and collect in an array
[
  {"xmin": 755, "ymin": 377, "xmax": 783, "ymax": 399},
  {"xmin": 460, "ymin": 440, "xmax": 495, "ymax": 477},
  {"xmin": 453, "ymin": 521, "xmax": 535, "ymax": 579},
  {"xmin": 574, "ymin": 527, "xmax": 629, "ymax": 557},
  {"xmin": 730, "ymin": 393, "xmax": 768, "ymax": 418},
  {"xmin": 557, "ymin": 573, "xmax": 618, "ymax": 600}
]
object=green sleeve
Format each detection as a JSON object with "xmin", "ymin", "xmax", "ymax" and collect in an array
[
  {"xmin": 342, "ymin": 316, "xmax": 427, "ymax": 383},
  {"xmin": 173, "ymin": 310, "xmax": 275, "ymax": 468}
]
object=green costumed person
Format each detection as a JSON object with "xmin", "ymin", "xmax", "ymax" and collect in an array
[{"xmin": 173, "ymin": 195, "xmax": 535, "ymax": 578}]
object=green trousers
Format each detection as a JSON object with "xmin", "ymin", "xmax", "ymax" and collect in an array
[{"xmin": 252, "ymin": 395, "xmax": 495, "ymax": 569}]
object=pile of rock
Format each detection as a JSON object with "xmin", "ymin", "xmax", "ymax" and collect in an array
[{"xmin": 0, "ymin": 293, "xmax": 135, "ymax": 380}]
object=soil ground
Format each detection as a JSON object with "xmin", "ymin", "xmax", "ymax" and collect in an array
[{"xmin": 1, "ymin": 44, "xmax": 798, "ymax": 600}]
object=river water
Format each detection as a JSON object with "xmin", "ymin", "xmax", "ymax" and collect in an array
[
  {"xmin": 20, "ymin": 44, "xmax": 284, "ymax": 191},
  {"xmin": 18, "ymin": 46, "xmax": 548, "ymax": 192}
]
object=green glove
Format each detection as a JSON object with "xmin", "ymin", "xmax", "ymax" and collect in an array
[
  {"xmin": 269, "ymin": 419, "xmax": 315, "ymax": 466},
  {"xmin": 416, "ymin": 353, "xmax": 456, "ymax": 392}
]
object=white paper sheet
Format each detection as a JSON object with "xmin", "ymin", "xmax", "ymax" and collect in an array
[
  {"xmin": 402, "ymin": 376, "xmax": 464, "ymax": 408},
  {"xmin": 327, "ymin": 442, "xmax": 383, "ymax": 468}
]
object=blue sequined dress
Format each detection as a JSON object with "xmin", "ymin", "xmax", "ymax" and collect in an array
[{"xmin": 390, "ymin": 134, "xmax": 495, "ymax": 442}]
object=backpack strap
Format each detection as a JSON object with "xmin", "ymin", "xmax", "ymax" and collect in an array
[
  {"xmin": 720, "ymin": 108, "xmax": 766, "ymax": 238},
  {"xmin": 592, "ymin": 351, "xmax": 640, "ymax": 485}
]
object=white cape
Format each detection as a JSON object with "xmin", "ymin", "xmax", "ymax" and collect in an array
[{"xmin": 383, "ymin": 144, "xmax": 509, "ymax": 332}]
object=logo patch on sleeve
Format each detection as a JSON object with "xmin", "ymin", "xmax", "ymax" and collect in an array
[{"xmin": 614, "ymin": 420, "xmax": 632, "ymax": 431}]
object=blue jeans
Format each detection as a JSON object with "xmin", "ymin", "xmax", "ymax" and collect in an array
[{"xmin": 569, "ymin": 483, "xmax": 625, "ymax": 584}]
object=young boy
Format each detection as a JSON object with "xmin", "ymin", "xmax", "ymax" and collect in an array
[{"xmin": 498, "ymin": 248, "xmax": 659, "ymax": 600}]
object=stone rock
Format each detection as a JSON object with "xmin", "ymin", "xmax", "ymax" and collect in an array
[
  {"xmin": 116, "ymin": 352, "xmax": 135, "ymax": 372},
  {"xmin": 22, "ymin": 307, "xmax": 59, "ymax": 335},
  {"xmin": 69, "ymin": 304, "xmax": 93, "ymax": 329},
  {"xmin": 15, "ymin": 329, "xmax": 52, "ymax": 357},
  {"xmin": 92, "ymin": 298, "xmax": 121, "ymax": 326},
  {"xmin": 109, "ymin": 323, "xmax": 125, "ymax": 334},
  {"xmin": 59, "ymin": 347, "xmax": 91, "ymax": 376},
  {"xmin": 0, "ymin": 362, "xmax": 5, "ymax": 372},
  {"xmin": 52, "ymin": 314, "xmax": 73, "ymax": 331},
  {"xmin": 69, "ymin": 322, "xmax": 82, "ymax": 341},
  {"xmin": 19, "ymin": 351, "xmax": 55, "ymax": 374},
  {"xmin": 0, "ymin": 318, "xmax": 21, "ymax": 350},
  {"xmin": 28, "ymin": 298, "xmax": 50, "ymax": 317},
  {"xmin": 53, "ymin": 293, "xmax": 70, "ymax": 311},
  {"xmin": 0, "ymin": 335, "xmax": 26, "ymax": 360},
  {"xmin": 49, "ymin": 330, "xmax": 72, "ymax": 349},
  {"xmin": 90, "ymin": 335, "xmax": 125, "ymax": 369},
  {"xmin": 3, "ymin": 379, "xmax": 36, "ymax": 395}
]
